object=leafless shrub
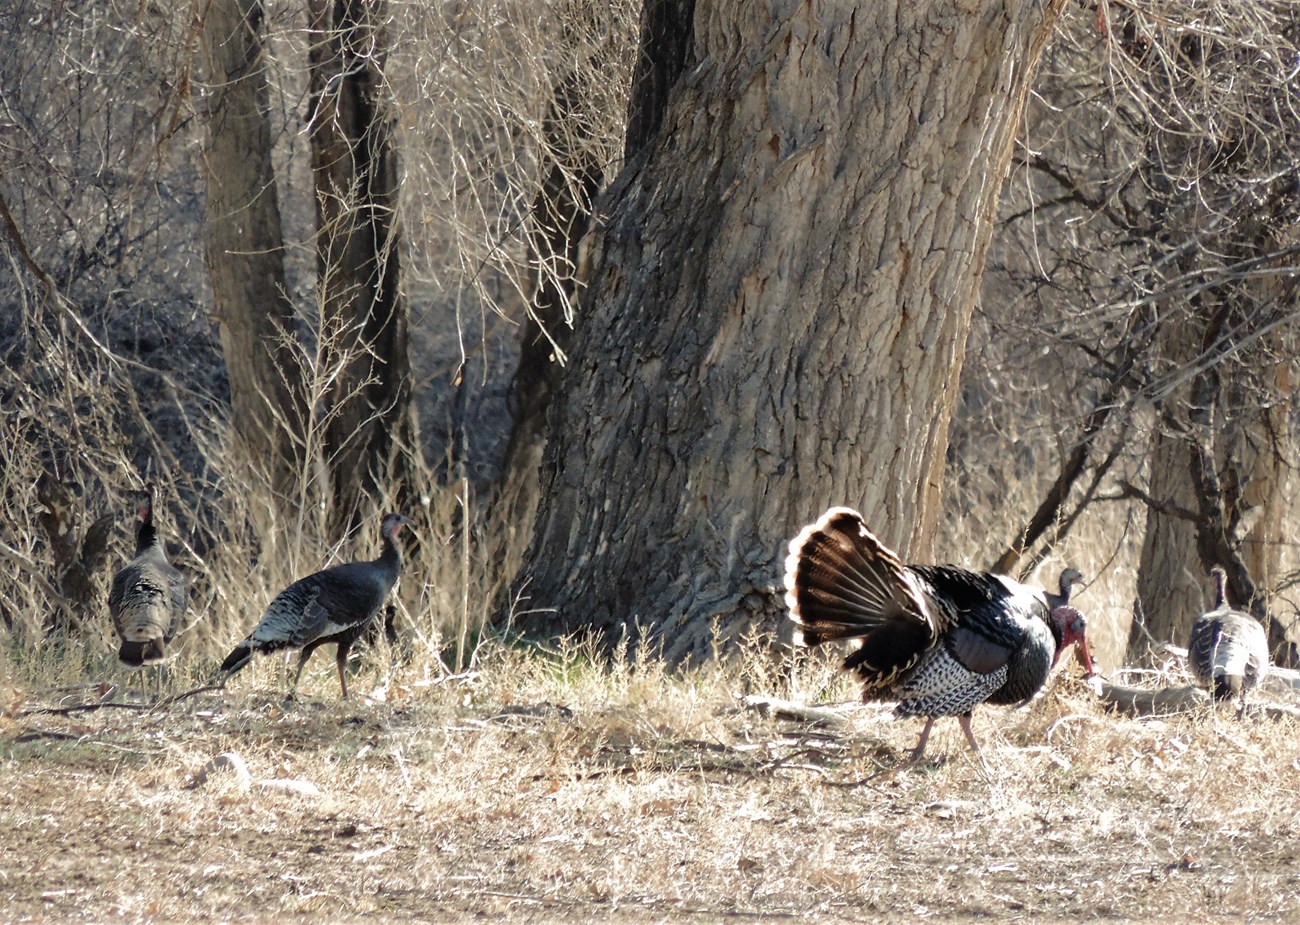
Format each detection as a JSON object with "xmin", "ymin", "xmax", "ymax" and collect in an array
[
  {"xmin": 961, "ymin": 0, "xmax": 1300, "ymax": 658},
  {"xmin": 0, "ymin": 0, "xmax": 638, "ymax": 684},
  {"xmin": 387, "ymin": 0, "xmax": 637, "ymax": 478}
]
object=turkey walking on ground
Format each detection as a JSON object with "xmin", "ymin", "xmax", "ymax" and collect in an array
[
  {"xmin": 219, "ymin": 513, "xmax": 410, "ymax": 699},
  {"xmin": 1045, "ymin": 567, "xmax": 1084, "ymax": 610},
  {"xmin": 784, "ymin": 507, "xmax": 1095, "ymax": 765},
  {"xmin": 109, "ymin": 492, "xmax": 186, "ymax": 667},
  {"xmin": 1187, "ymin": 566, "xmax": 1269, "ymax": 714}
]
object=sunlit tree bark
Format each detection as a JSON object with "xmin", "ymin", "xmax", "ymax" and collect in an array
[{"xmin": 511, "ymin": 0, "xmax": 1067, "ymax": 663}]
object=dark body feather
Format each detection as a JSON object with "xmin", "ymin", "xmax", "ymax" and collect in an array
[
  {"xmin": 785, "ymin": 507, "xmax": 1093, "ymax": 762},
  {"xmin": 1187, "ymin": 567, "xmax": 1269, "ymax": 709},
  {"xmin": 108, "ymin": 496, "xmax": 186, "ymax": 667},
  {"xmin": 219, "ymin": 513, "xmax": 409, "ymax": 699}
]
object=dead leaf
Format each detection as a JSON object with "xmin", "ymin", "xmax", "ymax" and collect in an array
[{"xmin": 638, "ymin": 798, "xmax": 679, "ymax": 817}]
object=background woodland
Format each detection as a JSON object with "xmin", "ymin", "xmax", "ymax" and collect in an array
[{"xmin": 1, "ymin": 0, "xmax": 1298, "ymax": 680}]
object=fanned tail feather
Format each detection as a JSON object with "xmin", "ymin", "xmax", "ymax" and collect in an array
[{"xmin": 784, "ymin": 508, "xmax": 933, "ymax": 646}]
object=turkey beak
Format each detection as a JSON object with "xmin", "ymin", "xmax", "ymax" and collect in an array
[{"xmin": 1074, "ymin": 636, "xmax": 1096, "ymax": 678}]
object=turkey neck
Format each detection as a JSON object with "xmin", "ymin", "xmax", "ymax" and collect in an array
[
  {"xmin": 376, "ymin": 528, "xmax": 404, "ymax": 580},
  {"xmin": 1212, "ymin": 567, "xmax": 1228, "ymax": 609},
  {"xmin": 1046, "ymin": 613, "xmax": 1069, "ymax": 664},
  {"xmin": 134, "ymin": 511, "xmax": 159, "ymax": 557}
]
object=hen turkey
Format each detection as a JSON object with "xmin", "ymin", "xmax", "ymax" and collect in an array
[
  {"xmin": 108, "ymin": 492, "xmax": 186, "ymax": 667},
  {"xmin": 785, "ymin": 507, "xmax": 1094, "ymax": 763},
  {"xmin": 219, "ymin": 513, "xmax": 410, "ymax": 699},
  {"xmin": 1045, "ymin": 567, "xmax": 1084, "ymax": 610},
  {"xmin": 1187, "ymin": 566, "xmax": 1269, "ymax": 712}
]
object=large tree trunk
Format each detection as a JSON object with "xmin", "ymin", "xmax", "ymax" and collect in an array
[
  {"xmin": 623, "ymin": 0, "xmax": 697, "ymax": 159},
  {"xmin": 201, "ymin": 0, "xmax": 307, "ymax": 509},
  {"xmin": 1123, "ymin": 16, "xmax": 1300, "ymax": 662},
  {"xmin": 510, "ymin": 0, "xmax": 1066, "ymax": 664},
  {"xmin": 308, "ymin": 0, "xmax": 412, "ymax": 530}
]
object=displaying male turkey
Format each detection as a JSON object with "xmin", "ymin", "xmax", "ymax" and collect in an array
[
  {"xmin": 785, "ymin": 507, "xmax": 1095, "ymax": 764},
  {"xmin": 108, "ymin": 492, "xmax": 186, "ymax": 667},
  {"xmin": 1187, "ymin": 566, "xmax": 1269, "ymax": 713},
  {"xmin": 1045, "ymin": 567, "xmax": 1084, "ymax": 610},
  {"xmin": 219, "ymin": 513, "xmax": 410, "ymax": 699}
]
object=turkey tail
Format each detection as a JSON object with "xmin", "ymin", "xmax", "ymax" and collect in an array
[
  {"xmin": 784, "ymin": 507, "xmax": 937, "ymax": 649},
  {"xmin": 1212, "ymin": 674, "xmax": 1242, "ymax": 701},
  {"xmin": 118, "ymin": 639, "xmax": 165, "ymax": 668},
  {"xmin": 119, "ymin": 642, "xmax": 147, "ymax": 668},
  {"xmin": 219, "ymin": 640, "xmax": 255, "ymax": 677}
]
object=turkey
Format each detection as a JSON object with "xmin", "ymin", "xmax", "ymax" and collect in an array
[
  {"xmin": 219, "ymin": 513, "xmax": 410, "ymax": 699},
  {"xmin": 1045, "ymin": 567, "xmax": 1084, "ymax": 610},
  {"xmin": 108, "ymin": 492, "xmax": 186, "ymax": 667},
  {"xmin": 1187, "ymin": 566, "xmax": 1269, "ymax": 713},
  {"xmin": 784, "ymin": 507, "xmax": 1095, "ymax": 764}
]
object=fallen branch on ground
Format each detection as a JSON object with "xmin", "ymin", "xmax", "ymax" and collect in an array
[
  {"xmin": 1092, "ymin": 679, "xmax": 1300, "ymax": 720},
  {"xmin": 740, "ymin": 695, "xmax": 851, "ymax": 728},
  {"xmin": 21, "ymin": 701, "xmax": 152, "ymax": 717}
]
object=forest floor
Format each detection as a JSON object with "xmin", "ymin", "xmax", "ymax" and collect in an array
[{"xmin": 1, "ymin": 652, "xmax": 1298, "ymax": 924}]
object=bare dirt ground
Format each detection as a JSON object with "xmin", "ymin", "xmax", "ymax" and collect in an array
[{"xmin": 2, "ymin": 661, "xmax": 1298, "ymax": 924}]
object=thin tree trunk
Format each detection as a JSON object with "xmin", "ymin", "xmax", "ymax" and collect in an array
[
  {"xmin": 510, "ymin": 0, "xmax": 1066, "ymax": 664},
  {"xmin": 1232, "ymin": 344, "xmax": 1292, "ymax": 640},
  {"xmin": 308, "ymin": 0, "xmax": 412, "ymax": 530},
  {"xmin": 201, "ymin": 0, "xmax": 307, "ymax": 509},
  {"xmin": 1127, "ymin": 305, "xmax": 1205, "ymax": 661},
  {"xmin": 990, "ymin": 379, "xmax": 1123, "ymax": 575},
  {"xmin": 1129, "ymin": 426, "xmax": 1205, "ymax": 660}
]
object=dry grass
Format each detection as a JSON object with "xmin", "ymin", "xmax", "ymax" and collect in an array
[{"xmin": 3, "ymin": 640, "xmax": 1299, "ymax": 923}]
